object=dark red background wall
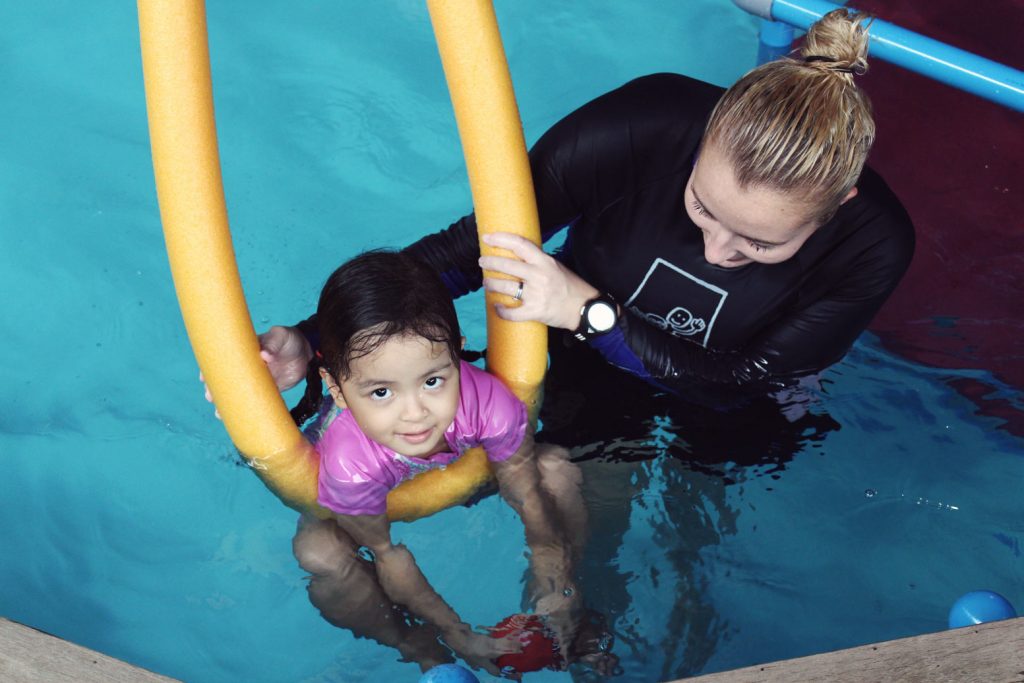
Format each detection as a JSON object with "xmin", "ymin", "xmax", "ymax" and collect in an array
[{"xmin": 846, "ymin": 0, "xmax": 1023, "ymax": 433}]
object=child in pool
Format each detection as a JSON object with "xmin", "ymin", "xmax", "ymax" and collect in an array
[{"xmin": 287, "ymin": 250, "xmax": 586, "ymax": 676}]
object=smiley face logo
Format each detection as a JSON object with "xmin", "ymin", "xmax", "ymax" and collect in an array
[
  {"xmin": 635, "ymin": 306, "xmax": 707, "ymax": 338},
  {"xmin": 624, "ymin": 258, "xmax": 727, "ymax": 347},
  {"xmin": 666, "ymin": 307, "xmax": 706, "ymax": 336}
]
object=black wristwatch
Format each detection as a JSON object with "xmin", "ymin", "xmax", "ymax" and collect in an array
[{"xmin": 574, "ymin": 294, "xmax": 619, "ymax": 342}]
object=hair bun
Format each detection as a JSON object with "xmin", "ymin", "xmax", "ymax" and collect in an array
[
  {"xmin": 803, "ymin": 54, "xmax": 865, "ymax": 76},
  {"xmin": 800, "ymin": 8, "xmax": 871, "ymax": 76}
]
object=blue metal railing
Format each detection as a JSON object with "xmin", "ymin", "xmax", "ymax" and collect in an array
[{"xmin": 734, "ymin": 0, "xmax": 1024, "ymax": 112}]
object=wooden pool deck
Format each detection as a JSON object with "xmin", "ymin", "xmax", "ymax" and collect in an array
[
  {"xmin": 677, "ymin": 616, "xmax": 1024, "ymax": 683},
  {"xmin": 2, "ymin": 614, "xmax": 1021, "ymax": 682},
  {"xmin": 0, "ymin": 617, "xmax": 180, "ymax": 683}
]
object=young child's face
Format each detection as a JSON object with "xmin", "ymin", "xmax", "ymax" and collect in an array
[{"xmin": 325, "ymin": 334, "xmax": 460, "ymax": 459}]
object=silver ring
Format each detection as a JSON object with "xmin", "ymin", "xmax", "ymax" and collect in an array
[{"xmin": 513, "ymin": 281, "xmax": 524, "ymax": 301}]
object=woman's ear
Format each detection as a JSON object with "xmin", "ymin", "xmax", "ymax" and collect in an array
[
  {"xmin": 460, "ymin": 336, "xmax": 466, "ymax": 351},
  {"xmin": 319, "ymin": 368, "xmax": 347, "ymax": 410},
  {"xmin": 840, "ymin": 186, "xmax": 859, "ymax": 205}
]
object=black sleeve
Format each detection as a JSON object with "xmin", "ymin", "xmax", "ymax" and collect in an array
[
  {"xmin": 402, "ymin": 213, "xmax": 483, "ymax": 298},
  {"xmin": 610, "ymin": 175, "xmax": 916, "ymax": 390},
  {"xmin": 404, "ymin": 73, "xmax": 719, "ymax": 297},
  {"xmin": 300, "ymin": 75, "xmax": 723, "ymax": 347},
  {"xmin": 619, "ymin": 259, "xmax": 908, "ymax": 389}
]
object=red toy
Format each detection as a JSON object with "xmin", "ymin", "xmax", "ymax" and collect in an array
[{"xmin": 491, "ymin": 613, "xmax": 562, "ymax": 674}]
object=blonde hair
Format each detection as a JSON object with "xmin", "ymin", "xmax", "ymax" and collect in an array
[{"xmin": 703, "ymin": 9, "xmax": 875, "ymax": 222}]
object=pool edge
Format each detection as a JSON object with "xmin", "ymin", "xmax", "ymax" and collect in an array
[
  {"xmin": 677, "ymin": 615, "xmax": 1024, "ymax": 682},
  {"xmin": 0, "ymin": 617, "xmax": 181, "ymax": 683}
]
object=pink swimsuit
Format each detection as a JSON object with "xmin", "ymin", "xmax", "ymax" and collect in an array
[{"xmin": 313, "ymin": 361, "xmax": 528, "ymax": 517}]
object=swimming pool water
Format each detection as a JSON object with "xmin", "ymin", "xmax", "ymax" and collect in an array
[{"xmin": 1, "ymin": 2, "xmax": 1021, "ymax": 682}]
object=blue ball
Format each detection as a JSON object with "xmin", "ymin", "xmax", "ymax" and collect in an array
[
  {"xmin": 948, "ymin": 590, "xmax": 1017, "ymax": 629},
  {"xmin": 418, "ymin": 663, "xmax": 480, "ymax": 683}
]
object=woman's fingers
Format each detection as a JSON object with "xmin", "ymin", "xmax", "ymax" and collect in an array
[
  {"xmin": 491, "ymin": 301, "xmax": 532, "ymax": 323},
  {"xmin": 479, "ymin": 231, "xmax": 598, "ymax": 329},
  {"xmin": 481, "ymin": 231, "xmax": 545, "ymax": 262},
  {"xmin": 482, "ymin": 277, "xmax": 523, "ymax": 299},
  {"xmin": 482, "ymin": 278, "xmax": 535, "ymax": 323},
  {"xmin": 478, "ymin": 253, "xmax": 533, "ymax": 280}
]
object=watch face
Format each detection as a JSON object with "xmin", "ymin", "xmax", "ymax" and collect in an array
[{"xmin": 587, "ymin": 300, "xmax": 617, "ymax": 332}]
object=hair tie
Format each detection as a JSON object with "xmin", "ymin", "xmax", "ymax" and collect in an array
[{"xmin": 804, "ymin": 55, "xmax": 857, "ymax": 74}]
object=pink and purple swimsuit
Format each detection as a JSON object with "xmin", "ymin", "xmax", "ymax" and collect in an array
[{"xmin": 313, "ymin": 360, "xmax": 528, "ymax": 517}]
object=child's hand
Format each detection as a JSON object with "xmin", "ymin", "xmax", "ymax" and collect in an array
[
  {"xmin": 443, "ymin": 626, "xmax": 522, "ymax": 678},
  {"xmin": 258, "ymin": 325, "xmax": 313, "ymax": 392},
  {"xmin": 199, "ymin": 370, "xmax": 222, "ymax": 420},
  {"xmin": 534, "ymin": 583, "xmax": 584, "ymax": 667},
  {"xmin": 199, "ymin": 325, "xmax": 312, "ymax": 420}
]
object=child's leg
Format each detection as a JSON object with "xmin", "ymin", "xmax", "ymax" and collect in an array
[
  {"xmin": 535, "ymin": 443, "xmax": 588, "ymax": 563},
  {"xmin": 292, "ymin": 514, "xmax": 452, "ymax": 671}
]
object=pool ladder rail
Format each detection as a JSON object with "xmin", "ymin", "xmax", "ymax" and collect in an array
[{"xmin": 733, "ymin": 0, "xmax": 1024, "ymax": 112}]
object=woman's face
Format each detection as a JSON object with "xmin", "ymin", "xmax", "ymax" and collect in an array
[{"xmin": 684, "ymin": 144, "xmax": 838, "ymax": 268}]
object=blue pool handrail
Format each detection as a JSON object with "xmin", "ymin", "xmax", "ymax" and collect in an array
[{"xmin": 734, "ymin": 0, "xmax": 1024, "ymax": 113}]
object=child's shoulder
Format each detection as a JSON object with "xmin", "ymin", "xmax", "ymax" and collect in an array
[
  {"xmin": 452, "ymin": 360, "xmax": 530, "ymax": 463},
  {"xmin": 455, "ymin": 360, "xmax": 527, "ymax": 426},
  {"xmin": 301, "ymin": 395, "xmax": 343, "ymax": 443},
  {"xmin": 314, "ymin": 409, "xmax": 385, "ymax": 464},
  {"xmin": 457, "ymin": 360, "xmax": 518, "ymax": 402},
  {"xmin": 457, "ymin": 358, "xmax": 514, "ymax": 386}
]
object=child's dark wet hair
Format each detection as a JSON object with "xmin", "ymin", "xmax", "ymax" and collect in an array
[{"xmin": 290, "ymin": 250, "xmax": 461, "ymax": 425}]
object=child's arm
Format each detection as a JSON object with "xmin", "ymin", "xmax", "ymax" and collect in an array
[
  {"xmin": 492, "ymin": 433, "xmax": 568, "ymax": 556},
  {"xmin": 491, "ymin": 433, "xmax": 582, "ymax": 660},
  {"xmin": 331, "ymin": 512, "xmax": 518, "ymax": 676}
]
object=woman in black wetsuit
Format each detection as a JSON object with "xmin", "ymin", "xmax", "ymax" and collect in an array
[{"xmin": 256, "ymin": 9, "xmax": 914, "ymax": 466}]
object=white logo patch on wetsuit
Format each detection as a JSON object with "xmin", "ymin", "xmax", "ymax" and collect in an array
[{"xmin": 624, "ymin": 258, "xmax": 727, "ymax": 347}]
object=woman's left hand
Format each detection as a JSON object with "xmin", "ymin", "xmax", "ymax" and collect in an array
[{"xmin": 479, "ymin": 232, "xmax": 599, "ymax": 331}]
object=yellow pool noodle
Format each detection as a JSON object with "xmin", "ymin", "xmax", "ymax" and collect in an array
[
  {"xmin": 427, "ymin": 0, "xmax": 548, "ymax": 416},
  {"xmin": 138, "ymin": 0, "xmax": 544, "ymax": 522}
]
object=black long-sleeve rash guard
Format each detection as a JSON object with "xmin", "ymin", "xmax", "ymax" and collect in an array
[{"xmin": 305, "ymin": 73, "xmax": 915, "ymax": 396}]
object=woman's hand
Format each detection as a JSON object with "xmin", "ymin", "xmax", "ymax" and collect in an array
[
  {"xmin": 257, "ymin": 325, "xmax": 313, "ymax": 392},
  {"xmin": 478, "ymin": 232, "xmax": 599, "ymax": 331},
  {"xmin": 443, "ymin": 625, "xmax": 522, "ymax": 678}
]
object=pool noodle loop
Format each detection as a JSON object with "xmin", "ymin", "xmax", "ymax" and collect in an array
[{"xmin": 137, "ymin": 0, "xmax": 545, "ymax": 522}]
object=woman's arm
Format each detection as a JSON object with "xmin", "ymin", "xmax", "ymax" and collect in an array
[
  {"xmin": 478, "ymin": 236, "xmax": 911, "ymax": 392},
  {"xmin": 603, "ymin": 207, "xmax": 915, "ymax": 392},
  {"xmin": 332, "ymin": 513, "xmax": 518, "ymax": 676},
  {"xmin": 607, "ymin": 283, "xmax": 893, "ymax": 389},
  {"xmin": 404, "ymin": 75, "xmax": 716, "ymax": 301},
  {"xmin": 480, "ymin": 180, "xmax": 915, "ymax": 393},
  {"xmin": 278, "ymin": 75, "xmax": 715, "ymax": 376}
]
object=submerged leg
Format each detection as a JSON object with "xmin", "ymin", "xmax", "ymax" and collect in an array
[{"xmin": 292, "ymin": 514, "xmax": 452, "ymax": 671}]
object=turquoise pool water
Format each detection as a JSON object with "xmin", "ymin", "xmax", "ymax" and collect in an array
[{"xmin": 2, "ymin": 2, "xmax": 1021, "ymax": 682}]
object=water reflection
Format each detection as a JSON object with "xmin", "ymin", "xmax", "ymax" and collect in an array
[
  {"xmin": 288, "ymin": 337, "xmax": 840, "ymax": 679},
  {"xmin": 540, "ymin": 336, "xmax": 839, "ymax": 477},
  {"xmin": 568, "ymin": 457, "xmax": 733, "ymax": 680},
  {"xmin": 292, "ymin": 514, "xmax": 454, "ymax": 671},
  {"xmin": 538, "ymin": 335, "xmax": 839, "ymax": 680},
  {"xmin": 293, "ymin": 445, "xmax": 620, "ymax": 679}
]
